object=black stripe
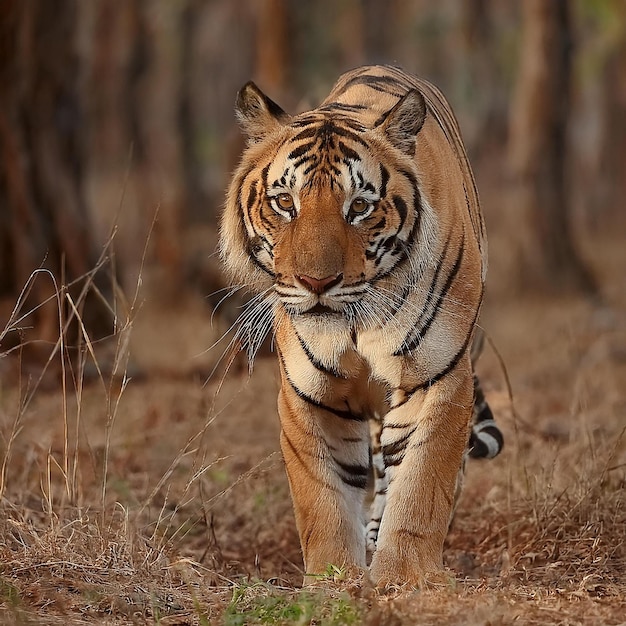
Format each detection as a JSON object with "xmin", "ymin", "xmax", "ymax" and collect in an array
[
  {"xmin": 398, "ymin": 167, "xmax": 419, "ymax": 192},
  {"xmin": 383, "ymin": 452, "xmax": 405, "ymax": 467},
  {"xmin": 249, "ymin": 256, "xmax": 275, "ymax": 277},
  {"xmin": 335, "ymin": 459, "xmax": 369, "ymax": 489},
  {"xmin": 338, "ymin": 473, "xmax": 368, "ymax": 489},
  {"xmin": 294, "ymin": 154, "xmax": 317, "ymax": 171},
  {"xmin": 399, "ymin": 168, "xmax": 419, "ymax": 212},
  {"xmin": 369, "ymin": 175, "xmax": 420, "ymax": 281},
  {"xmin": 383, "ymin": 421, "xmax": 413, "ymax": 430},
  {"xmin": 338, "ymin": 140, "xmax": 361, "ymax": 162},
  {"xmin": 371, "ymin": 217, "xmax": 386, "ymax": 232},
  {"xmin": 337, "ymin": 74, "xmax": 405, "ymax": 98},
  {"xmin": 373, "ymin": 110, "xmax": 389, "ymax": 128},
  {"xmin": 473, "ymin": 375, "xmax": 493, "ymax": 417},
  {"xmin": 239, "ymin": 176, "xmax": 274, "ymax": 266},
  {"xmin": 246, "ymin": 185, "xmax": 257, "ymax": 210},
  {"xmin": 320, "ymin": 102, "xmax": 368, "ymax": 113},
  {"xmin": 469, "ymin": 426, "xmax": 503, "ymax": 459},
  {"xmin": 381, "ymin": 427, "xmax": 417, "ymax": 459},
  {"xmin": 392, "ymin": 234, "xmax": 454, "ymax": 356},
  {"xmin": 406, "ymin": 293, "xmax": 483, "ymax": 396},
  {"xmin": 341, "ymin": 117, "xmax": 367, "ymax": 132},
  {"xmin": 246, "ymin": 239, "xmax": 275, "ymax": 278},
  {"xmin": 292, "ymin": 126, "xmax": 319, "ymax": 142},
  {"xmin": 396, "ymin": 236, "xmax": 465, "ymax": 356},
  {"xmin": 290, "ymin": 114, "xmax": 321, "ymax": 128},
  {"xmin": 392, "ymin": 195, "xmax": 408, "ymax": 231},
  {"xmin": 281, "ymin": 430, "xmax": 337, "ymax": 492},
  {"xmin": 322, "ymin": 121, "xmax": 369, "ymax": 147},
  {"xmin": 369, "ymin": 241, "xmax": 410, "ymax": 281},
  {"xmin": 379, "ymin": 165, "xmax": 390, "ymax": 197},
  {"xmin": 335, "ymin": 460, "xmax": 369, "ymax": 476},
  {"xmin": 388, "ymin": 214, "xmax": 419, "ymax": 269},
  {"xmin": 294, "ymin": 328, "xmax": 348, "ymax": 379},
  {"xmin": 278, "ymin": 352, "xmax": 364, "ymax": 422},
  {"xmin": 288, "ymin": 140, "xmax": 317, "ymax": 160}
]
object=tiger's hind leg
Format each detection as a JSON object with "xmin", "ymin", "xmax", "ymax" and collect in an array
[{"xmin": 367, "ymin": 419, "xmax": 387, "ymax": 554}]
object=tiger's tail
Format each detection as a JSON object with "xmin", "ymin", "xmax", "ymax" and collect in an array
[
  {"xmin": 469, "ymin": 329, "xmax": 503, "ymax": 459},
  {"xmin": 469, "ymin": 374, "xmax": 503, "ymax": 459}
]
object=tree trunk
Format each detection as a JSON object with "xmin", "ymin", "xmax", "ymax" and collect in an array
[
  {"xmin": 0, "ymin": 0, "xmax": 112, "ymax": 356},
  {"xmin": 593, "ymin": 2, "xmax": 626, "ymax": 223},
  {"xmin": 460, "ymin": 0, "xmax": 508, "ymax": 158},
  {"xmin": 507, "ymin": 0, "xmax": 597, "ymax": 295},
  {"xmin": 335, "ymin": 0, "xmax": 366, "ymax": 70},
  {"xmin": 253, "ymin": 0, "xmax": 290, "ymax": 102}
]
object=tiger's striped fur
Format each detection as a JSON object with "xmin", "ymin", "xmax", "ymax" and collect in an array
[{"xmin": 220, "ymin": 65, "xmax": 503, "ymax": 587}]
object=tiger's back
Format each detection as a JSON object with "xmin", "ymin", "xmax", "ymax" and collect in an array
[{"xmin": 220, "ymin": 65, "xmax": 502, "ymax": 587}]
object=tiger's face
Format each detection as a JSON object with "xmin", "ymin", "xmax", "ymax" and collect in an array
[{"xmin": 223, "ymin": 83, "xmax": 430, "ymax": 328}]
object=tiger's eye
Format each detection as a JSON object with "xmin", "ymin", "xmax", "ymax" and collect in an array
[
  {"xmin": 350, "ymin": 198, "xmax": 369, "ymax": 214},
  {"xmin": 277, "ymin": 193, "xmax": 294, "ymax": 210}
]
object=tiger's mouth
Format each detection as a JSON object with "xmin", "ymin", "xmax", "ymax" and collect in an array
[
  {"xmin": 282, "ymin": 298, "xmax": 345, "ymax": 318},
  {"xmin": 305, "ymin": 303, "xmax": 339, "ymax": 316}
]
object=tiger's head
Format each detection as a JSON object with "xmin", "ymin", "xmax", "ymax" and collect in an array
[{"xmin": 220, "ymin": 81, "xmax": 433, "ymax": 331}]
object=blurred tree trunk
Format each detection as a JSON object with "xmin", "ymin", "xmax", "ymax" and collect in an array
[
  {"xmin": 363, "ymin": 0, "xmax": 418, "ymax": 66},
  {"xmin": 0, "ymin": 0, "xmax": 111, "ymax": 352},
  {"xmin": 84, "ymin": 0, "xmax": 139, "ymax": 294},
  {"xmin": 593, "ymin": 3, "xmax": 626, "ymax": 222},
  {"xmin": 180, "ymin": 0, "xmax": 207, "ymax": 222},
  {"xmin": 254, "ymin": 0, "xmax": 290, "ymax": 101},
  {"xmin": 508, "ymin": 0, "xmax": 597, "ymax": 295},
  {"xmin": 129, "ymin": 0, "xmax": 186, "ymax": 302},
  {"xmin": 336, "ymin": 0, "xmax": 365, "ymax": 69},
  {"xmin": 460, "ymin": 0, "xmax": 507, "ymax": 158}
]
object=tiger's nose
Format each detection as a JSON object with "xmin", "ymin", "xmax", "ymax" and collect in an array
[{"xmin": 296, "ymin": 273, "xmax": 343, "ymax": 294}]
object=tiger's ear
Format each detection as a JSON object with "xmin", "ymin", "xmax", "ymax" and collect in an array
[
  {"xmin": 379, "ymin": 89, "xmax": 427, "ymax": 155},
  {"xmin": 236, "ymin": 82, "xmax": 289, "ymax": 143}
]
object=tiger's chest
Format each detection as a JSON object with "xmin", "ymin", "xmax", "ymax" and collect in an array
[{"xmin": 276, "ymin": 309, "xmax": 458, "ymax": 414}]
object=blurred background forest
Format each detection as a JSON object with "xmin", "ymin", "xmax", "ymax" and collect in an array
[{"xmin": 1, "ymin": 0, "xmax": 625, "ymax": 368}]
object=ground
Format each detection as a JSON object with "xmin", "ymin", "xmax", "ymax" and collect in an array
[{"xmin": 0, "ymin": 219, "xmax": 625, "ymax": 624}]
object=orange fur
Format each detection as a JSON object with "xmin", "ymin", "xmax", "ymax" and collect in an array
[{"xmin": 220, "ymin": 66, "xmax": 486, "ymax": 587}]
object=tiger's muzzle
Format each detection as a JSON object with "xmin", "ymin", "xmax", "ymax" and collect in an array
[{"xmin": 296, "ymin": 272, "xmax": 344, "ymax": 295}]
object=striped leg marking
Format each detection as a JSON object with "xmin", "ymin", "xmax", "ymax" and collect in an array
[{"xmin": 367, "ymin": 419, "xmax": 387, "ymax": 553}]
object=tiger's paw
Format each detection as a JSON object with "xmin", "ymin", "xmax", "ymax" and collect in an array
[
  {"xmin": 370, "ymin": 567, "xmax": 456, "ymax": 592},
  {"xmin": 369, "ymin": 548, "xmax": 453, "ymax": 590}
]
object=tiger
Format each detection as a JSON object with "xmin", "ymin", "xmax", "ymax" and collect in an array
[{"xmin": 219, "ymin": 65, "xmax": 503, "ymax": 587}]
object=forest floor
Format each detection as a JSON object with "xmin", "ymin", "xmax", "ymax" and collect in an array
[{"xmin": 0, "ymin": 219, "xmax": 625, "ymax": 625}]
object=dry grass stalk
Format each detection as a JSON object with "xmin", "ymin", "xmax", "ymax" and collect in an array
[{"xmin": 1, "ymin": 228, "xmax": 625, "ymax": 623}]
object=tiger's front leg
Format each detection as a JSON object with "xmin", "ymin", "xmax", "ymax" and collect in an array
[
  {"xmin": 369, "ymin": 355, "xmax": 473, "ymax": 587},
  {"xmin": 277, "ymin": 384, "xmax": 370, "ymax": 584}
]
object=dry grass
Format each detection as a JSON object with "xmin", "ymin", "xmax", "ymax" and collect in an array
[{"xmin": 1, "ymin": 226, "xmax": 625, "ymax": 624}]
